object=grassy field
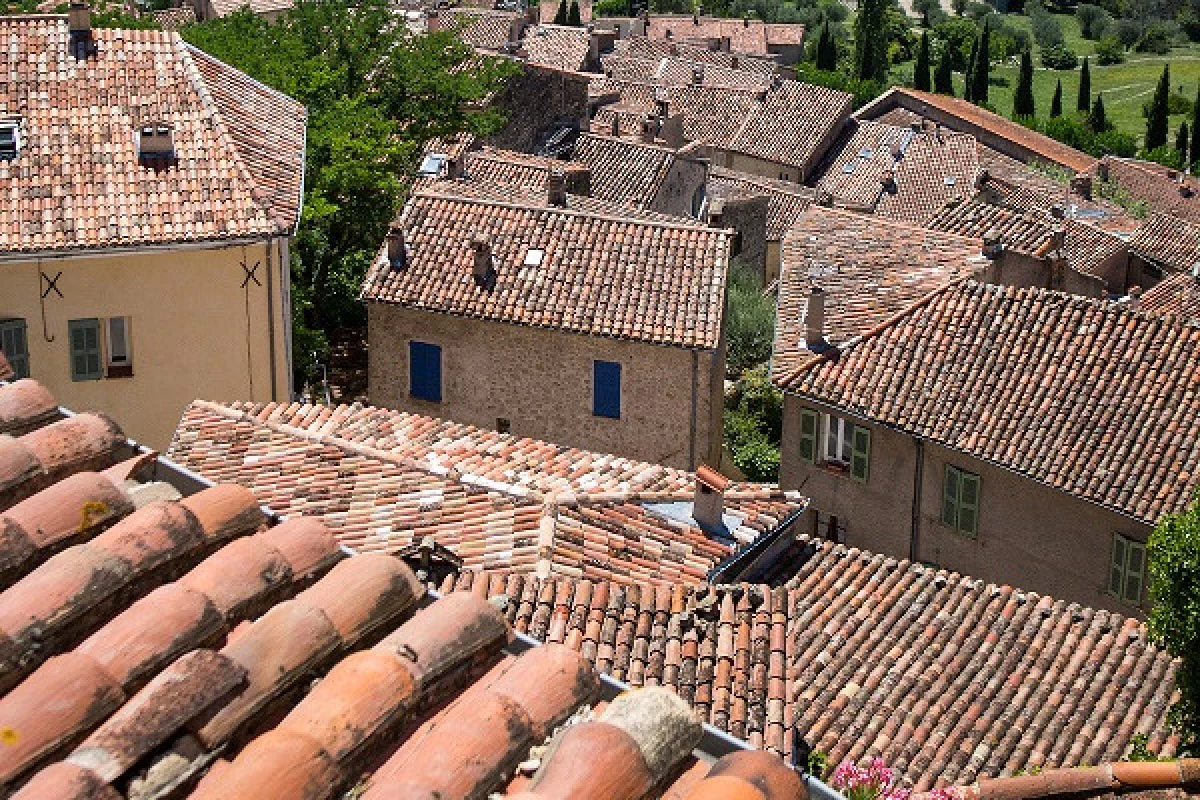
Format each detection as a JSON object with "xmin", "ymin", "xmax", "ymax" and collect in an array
[{"xmin": 893, "ymin": 12, "xmax": 1200, "ymax": 146}]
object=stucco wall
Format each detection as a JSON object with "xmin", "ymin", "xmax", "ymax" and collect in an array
[
  {"xmin": 0, "ymin": 239, "xmax": 290, "ymax": 449},
  {"xmin": 368, "ymin": 304, "xmax": 723, "ymax": 469},
  {"xmin": 711, "ymin": 195, "xmax": 768, "ymax": 280},
  {"xmin": 649, "ymin": 156, "xmax": 708, "ymax": 218},
  {"xmin": 781, "ymin": 394, "xmax": 1150, "ymax": 614}
]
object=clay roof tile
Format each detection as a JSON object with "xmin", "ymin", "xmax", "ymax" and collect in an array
[
  {"xmin": 9, "ymin": 761, "xmax": 121, "ymax": 800},
  {"xmin": 0, "ymin": 380, "xmax": 57, "ymax": 437}
]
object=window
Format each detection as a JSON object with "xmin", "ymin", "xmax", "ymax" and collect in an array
[
  {"xmin": 942, "ymin": 465, "xmax": 981, "ymax": 537},
  {"xmin": 798, "ymin": 408, "xmax": 818, "ymax": 464},
  {"xmin": 0, "ymin": 120, "xmax": 19, "ymax": 161},
  {"xmin": 799, "ymin": 409, "xmax": 869, "ymax": 481},
  {"xmin": 1109, "ymin": 533, "xmax": 1146, "ymax": 605},
  {"xmin": 105, "ymin": 317, "xmax": 132, "ymax": 378},
  {"xmin": 69, "ymin": 319, "xmax": 102, "ymax": 381},
  {"xmin": 408, "ymin": 341, "xmax": 442, "ymax": 402},
  {"xmin": 824, "ymin": 414, "xmax": 854, "ymax": 464},
  {"xmin": 496, "ymin": 417, "xmax": 511, "ymax": 434},
  {"xmin": 0, "ymin": 319, "xmax": 29, "ymax": 379},
  {"xmin": 593, "ymin": 360, "xmax": 621, "ymax": 419}
]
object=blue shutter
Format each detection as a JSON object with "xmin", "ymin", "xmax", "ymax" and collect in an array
[
  {"xmin": 409, "ymin": 341, "xmax": 442, "ymax": 402},
  {"xmin": 593, "ymin": 360, "xmax": 621, "ymax": 419}
]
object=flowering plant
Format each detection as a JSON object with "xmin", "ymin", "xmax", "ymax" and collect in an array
[{"xmin": 828, "ymin": 759, "xmax": 958, "ymax": 800}]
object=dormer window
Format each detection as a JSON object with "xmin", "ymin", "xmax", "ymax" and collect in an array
[
  {"xmin": 138, "ymin": 123, "xmax": 175, "ymax": 167},
  {"xmin": 0, "ymin": 120, "xmax": 20, "ymax": 161}
]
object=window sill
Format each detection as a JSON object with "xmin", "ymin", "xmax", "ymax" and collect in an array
[
  {"xmin": 802, "ymin": 460, "xmax": 865, "ymax": 483},
  {"xmin": 106, "ymin": 365, "xmax": 134, "ymax": 379}
]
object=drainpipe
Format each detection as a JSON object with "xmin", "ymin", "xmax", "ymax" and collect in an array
[
  {"xmin": 265, "ymin": 236, "xmax": 278, "ymax": 400},
  {"xmin": 689, "ymin": 349, "xmax": 699, "ymax": 468},
  {"xmin": 910, "ymin": 435, "xmax": 924, "ymax": 563}
]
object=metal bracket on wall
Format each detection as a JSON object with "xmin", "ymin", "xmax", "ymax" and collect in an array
[
  {"xmin": 39, "ymin": 267, "xmax": 61, "ymax": 342},
  {"xmin": 240, "ymin": 258, "xmax": 262, "ymax": 288}
]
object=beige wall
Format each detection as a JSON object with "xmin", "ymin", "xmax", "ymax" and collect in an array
[
  {"xmin": 649, "ymin": 156, "xmax": 708, "ymax": 218},
  {"xmin": 0, "ymin": 239, "xmax": 290, "ymax": 449},
  {"xmin": 368, "ymin": 304, "xmax": 724, "ymax": 469},
  {"xmin": 780, "ymin": 394, "xmax": 1151, "ymax": 615}
]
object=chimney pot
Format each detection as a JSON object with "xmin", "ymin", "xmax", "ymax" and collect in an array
[
  {"xmin": 471, "ymin": 232, "xmax": 496, "ymax": 288},
  {"xmin": 1071, "ymin": 172, "xmax": 1093, "ymax": 200},
  {"xmin": 707, "ymin": 197, "xmax": 725, "ymax": 226},
  {"xmin": 68, "ymin": 2, "xmax": 91, "ymax": 34},
  {"xmin": 547, "ymin": 167, "xmax": 568, "ymax": 206},
  {"xmin": 386, "ymin": 228, "xmax": 407, "ymax": 268},
  {"xmin": 693, "ymin": 465, "xmax": 730, "ymax": 534},
  {"xmin": 805, "ymin": 286, "xmax": 826, "ymax": 350}
]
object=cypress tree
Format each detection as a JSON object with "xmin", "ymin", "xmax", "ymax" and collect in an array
[
  {"xmin": 963, "ymin": 34, "xmax": 978, "ymax": 103},
  {"xmin": 1050, "ymin": 78, "xmax": 1063, "ymax": 117},
  {"xmin": 1177, "ymin": 121, "xmax": 1190, "ymax": 162},
  {"xmin": 1146, "ymin": 65, "xmax": 1171, "ymax": 151},
  {"xmin": 970, "ymin": 19, "xmax": 990, "ymax": 104},
  {"xmin": 568, "ymin": 0, "xmax": 581, "ymax": 25},
  {"xmin": 934, "ymin": 42, "xmax": 954, "ymax": 95},
  {"xmin": 1089, "ymin": 93, "xmax": 1110, "ymax": 133},
  {"xmin": 816, "ymin": 22, "xmax": 838, "ymax": 71},
  {"xmin": 1191, "ymin": 86, "xmax": 1200, "ymax": 169},
  {"xmin": 1077, "ymin": 57, "xmax": 1091, "ymax": 112},
  {"xmin": 1014, "ymin": 49, "xmax": 1035, "ymax": 117},
  {"xmin": 914, "ymin": 31, "xmax": 931, "ymax": 91},
  {"xmin": 554, "ymin": 0, "xmax": 567, "ymax": 24},
  {"xmin": 853, "ymin": 0, "xmax": 888, "ymax": 82}
]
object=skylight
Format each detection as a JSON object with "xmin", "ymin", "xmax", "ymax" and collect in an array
[
  {"xmin": 841, "ymin": 162, "xmax": 856, "ymax": 174},
  {"xmin": 418, "ymin": 153, "xmax": 447, "ymax": 176},
  {"xmin": 858, "ymin": 148, "xmax": 873, "ymax": 159},
  {"xmin": 524, "ymin": 248, "xmax": 545, "ymax": 267},
  {"xmin": 0, "ymin": 119, "xmax": 20, "ymax": 161}
]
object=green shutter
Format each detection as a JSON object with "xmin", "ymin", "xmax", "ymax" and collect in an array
[
  {"xmin": 849, "ymin": 425, "xmax": 871, "ymax": 482},
  {"xmin": 798, "ymin": 409, "xmax": 818, "ymax": 464},
  {"xmin": 1123, "ymin": 540, "xmax": 1145, "ymax": 604},
  {"xmin": 0, "ymin": 319, "xmax": 29, "ymax": 379},
  {"xmin": 1109, "ymin": 533, "xmax": 1127, "ymax": 596},
  {"xmin": 958, "ymin": 472, "xmax": 980, "ymax": 537},
  {"xmin": 942, "ymin": 466, "xmax": 961, "ymax": 528},
  {"xmin": 68, "ymin": 319, "xmax": 102, "ymax": 381}
]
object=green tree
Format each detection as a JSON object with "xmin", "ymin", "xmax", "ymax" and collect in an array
[
  {"xmin": 567, "ymin": 0, "xmax": 582, "ymax": 25},
  {"xmin": 816, "ymin": 21, "xmax": 838, "ymax": 70},
  {"xmin": 182, "ymin": 1, "xmax": 516, "ymax": 383},
  {"xmin": 1191, "ymin": 86, "xmax": 1200, "ymax": 170},
  {"xmin": 1145, "ymin": 65, "xmax": 1171, "ymax": 152},
  {"xmin": 970, "ymin": 18, "xmax": 989, "ymax": 104},
  {"xmin": 1014, "ymin": 49, "xmax": 1035, "ymax": 117},
  {"xmin": 1147, "ymin": 496, "xmax": 1200, "ymax": 751},
  {"xmin": 1178, "ymin": 121, "xmax": 1191, "ymax": 162},
  {"xmin": 963, "ymin": 31, "xmax": 978, "ymax": 101},
  {"xmin": 1089, "ymin": 93, "xmax": 1111, "ymax": 132},
  {"xmin": 1050, "ymin": 78, "xmax": 1063, "ymax": 117},
  {"xmin": 554, "ymin": 0, "xmax": 568, "ymax": 23},
  {"xmin": 951, "ymin": 0, "xmax": 967, "ymax": 14},
  {"xmin": 934, "ymin": 40, "xmax": 955, "ymax": 95},
  {"xmin": 853, "ymin": 0, "xmax": 889, "ymax": 82},
  {"xmin": 914, "ymin": 31, "xmax": 931, "ymax": 91},
  {"xmin": 1078, "ymin": 56, "xmax": 1091, "ymax": 112}
]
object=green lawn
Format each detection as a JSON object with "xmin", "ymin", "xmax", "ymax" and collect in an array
[{"xmin": 894, "ymin": 12, "xmax": 1200, "ymax": 145}]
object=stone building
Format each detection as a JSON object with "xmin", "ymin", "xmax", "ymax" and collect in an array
[
  {"xmin": 772, "ymin": 213, "xmax": 1200, "ymax": 613},
  {"xmin": 361, "ymin": 184, "xmax": 731, "ymax": 469}
]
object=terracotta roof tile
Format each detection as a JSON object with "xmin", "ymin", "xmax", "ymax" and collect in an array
[
  {"xmin": 598, "ymin": 80, "xmax": 765, "ymax": 148},
  {"xmin": 1141, "ymin": 271, "xmax": 1200, "ymax": 322},
  {"xmin": 462, "ymin": 146, "xmax": 590, "ymax": 195},
  {"xmin": 613, "ymin": 36, "xmax": 781, "ymax": 74},
  {"xmin": 1101, "ymin": 157, "xmax": 1200, "ymax": 224},
  {"xmin": 0, "ymin": 412, "xmax": 125, "ymax": 511},
  {"xmin": 572, "ymin": 132, "xmax": 684, "ymax": 208},
  {"xmin": 776, "ymin": 280, "xmax": 1200, "ymax": 523},
  {"xmin": 523, "ymin": 23, "xmax": 591, "ymax": 71},
  {"xmin": 0, "ymin": 380, "xmax": 57, "ymax": 437},
  {"xmin": 646, "ymin": 15, "xmax": 779, "ymax": 55},
  {"xmin": 1129, "ymin": 213, "xmax": 1200, "ymax": 272},
  {"xmin": 447, "ymin": 8, "xmax": 522, "ymax": 51},
  {"xmin": 707, "ymin": 167, "xmax": 814, "ymax": 240},
  {"xmin": 0, "ymin": 17, "xmax": 305, "ymax": 252},
  {"xmin": 727, "ymin": 80, "xmax": 852, "ymax": 172},
  {"xmin": 10, "ymin": 761, "xmax": 122, "ymax": 800},
  {"xmin": 150, "ymin": 5, "xmax": 196, "ymax": 30},
  {"xmin": 360, "ymin": 188, "xmax": 729, "ymax": 349}
]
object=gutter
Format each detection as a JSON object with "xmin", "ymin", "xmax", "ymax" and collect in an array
[
  {"xmin": 910, "ymin": 435, "xmax": 923, "ymax": 563},
  {"xmin": 0, "ymin": 235, "xmax": 272, "ymax": 264}
]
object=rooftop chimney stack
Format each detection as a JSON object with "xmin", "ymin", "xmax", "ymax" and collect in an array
[
  {"xmin": 425, "ymin": 9, "xmax": 440, "ymax": 32},
  {"xmin": 880, "ymin": 169, "xmax": 897, "ymax": 193},
  {"xmin": 693, "ymin": 465, "xmax": 731, "ymax": 535},
  {"xmin": 805, "ymin": 286, "xmax": 826, "ymax": 351},
  {"xmin": 692, "ymin": 65, "xmax": 704, "ymax": 85},
  {"xmin": 1127, "ymin": 285, "xmax": 1142, "ymax": 310},
  {"xmin": 471, "ymin": 232, "xmax": 496, "ymax": 289},
  {"xmin": 386, "ymin": 228, "xmax": 407, "ymax": 268},
  {"xmin": 68, "ymin": 2, "xmax": 95, "ymax": 59},
  {"xmin": 707, "ymin": 197, "xmax": 725, "ymax": 227},
  {"xmin": 982, "ymin": 229, "xmax": 1004, "ymax": 260},
  {"xmin": 441, "ymin": 156, "xmax": 460, "ymax": 180},
  {"xmin": 547, "ymin": 167, "xmax": 568, "ymax": 207},
  {"xmin": 1070, "ymin": 172, "xmax": 1093, "ymax": 200}
]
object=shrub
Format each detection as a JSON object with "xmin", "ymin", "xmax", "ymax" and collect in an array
[
  {"xmin": 1040, "ymin": 43, "xmax": 1079, "ymax": 69},
  {"xmin": 1142, "ymin": 91, "xmax": 1193, "ymax": 118},
  {"xmin": 1093, "ymin": 130, "xmax": 1137, "ymax": 156},
  {"xmin": 1115, "ymin": 17, "xmax": 1143, "ymax": 49},
  {"xmin": 1140, "ymin": 144, "xmax": 1185, "ymax": 170},
  {"xmin": 1136, "ymin": 21, "xmax": 1179, "ymax": 54},
  {"xmin": 1095, "ymin": 35, "xmax": 1124, "ymax": 64},
  {"xmin": 933, "ymin": 16, "xmax": 979, "ymax": 72},
  {"xmin": 1076, "ymin": 3, "xmax": 1113, "ymax": 39},
  {"xmin": 725, "ymin": 261, "xmax": 775, "ymax": 376},
  {"xmin": 1027, "ymin": 0, "xmax": 1064, "ymax": 47},
  {"xmin": 724, "ymin": 366, "xmax": 783, "ymax": 482}
]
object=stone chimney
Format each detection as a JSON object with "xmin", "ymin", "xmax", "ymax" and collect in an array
[
  {"xmin": 707, "ymin": 197, "xmax": 725, "ymax": 227},
  {"xmin": 1127, "ymin": 285, "xmax": 1142, "ymax": 310},
  {"xmin": 1070, "ymin": 172, "xmax": 1092, "ymax": 200},
  {"xmin": 805, "ymin": 286, "xmax": 826, "ymax": 350},
  {"xmin": 982, "ymin": 229, "xmax": 1004, "ymax": 260},
  {"xmin": 692, "ymin": 65, "xmax": 704, "ymax": 85},
  {"xmin": 547, "ymin": 167, "xmax": 568, "ymax": 207},
  {"xmin": 880, "ymin": 169, "xmax": 897, "ymax": 193},
  {"xmin": 441, "ymin": 156, "xmax": 460, "ymax": 180},
  {"xmin": 973, "ymin": 168, "xmax": 990, "ymax": 190},
  {"xmin": 693, "ymin": 465, "xmax": 731, "ymax": 534},
  {"xmin": 655, "ymin": 86, "xmax": 669, "ymax": 119},
  {"xmin": 386, "ymin": 228, "xmax": 407, "ymax": 268},
  {"xmin": 425, "ymin": 9, "xmax": 440, "ymax": 32},
  {"xmin": 471, "ymin": 232, "xmax": 496, "ymax": 289},
  {"xmin": 641, "ymin": 114, "xmax": 660, "ymax": 143},
  {"xmin": 730, "ymin": 54, "xmax": 739, "ymax": 68},
  {"xmin": 68, "ymin": 2, "xmax": 91, "ymax": 36}
]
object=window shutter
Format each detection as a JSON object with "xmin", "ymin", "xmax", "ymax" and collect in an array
[
  {"xmin": 408, "ymin": 341, "xmax": 442, "ymax": 402},
  {"xmin": 593, "ymin": 361, "xmax": 621, "ymax": 419},
  {"xmin": 798, "ymin": 409, "xmax": 818, "ymax": 464},
  {"xmin": 942, "ymin": 466, "xmax": 960, "ymax": 528},
  {"xmin": 850, "ymin": 425, "xmax": 871, "ymax": 482},
  {"xmin": 1124, "ymin": 540, "xmax": 1145, "ymax": 603},
  {"xmin": 1109, "ymin": 533, "xmax": 1127, "ymax": 596},
  {"xmin": 68, "ymin": 319, "xmax": 102, "ymax": 381},
  {"xmin": 958, "ymin": 472, "xmax": 980, "ymax": 537},
  {"xmin": 0, "ymin": 319, "xmax": 29, "ymax": 379}
]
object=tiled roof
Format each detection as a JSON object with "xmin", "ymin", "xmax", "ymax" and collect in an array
[
  {"xmin": 441, "ymin": 532, "xmax": 1181, "ymax": 790},
  {"xmin": 168, "ymin": 399, "xmax": 807, "ymax": 585},
  {"xmin": 1101, "ymin": 156, "xmax": 1200, "ymax": 224},
  {"xmin": 654, "ymin": 57, "xmax": 772, "ymax": 90},
  {"xmin": 1141, "ymin": 271, "xmax": 1200, "ymax": 322},
  {"xmin": 150, "ymin": 5, "xmax": 196, "ymax": 30},
  {"xmin": 613, "ymin": 35, "xmax": 780, "ymax": 74},
  {"xmin": 726, "ymin": 80, "xmax": 852, "ymax": 171},
  {"xmin": 1129, "ymin": 212, "xmax": 1200, "ymax": 272},
  {"xmin": 0, "ymin": 16, "xmax": 306, "ymax": 253},
  {"xmin": 812, "ymin": 120, "xmax": 979, "ymax": 224},
  {"xmin": 600, "ymin": 79, "xmax": 764, "ymax": 147},
  {"xmin": 776, "ymin": 280, "xmax": 1200, "ymax": 523},
  {"xmin": 522, "ymin": 23, "xmax": 591, "ymax": 71},
  {"xmin": 207, "ymin": 0, "xmax": 294, "ymax": 17},
  {"xmin": 772, "ymin": 206, "xmax": 984, "ymax": 375},
  {"xmin": 463, "ymin": 146, "xmax": 589, "ymax": 194},
  {"xmin": 646, "ymin": 15, "xmax": 774, "ymax": 55},
  {"xmin": 915, "ymin": 763, "xmax": 1200, "ymax": 800},
  {"xmin": 360, "ymin": 188, "xmax": 728, "ymax": 348},
  {"xmin": 707, "ymin": 167, "xmax": 814, "ymax": 240},
  {"xmin": 858, "ymin": 88, "xmax": 1098, "ymax": 174},
  {"xmin": 446, "ymin": 8, "xmax": 520, "ymax": 51},
  {"xmin": 764, "ymin": 22, "xmax": 805, "ymax": 45},
  {"xmin": 571, "ymin": 132, "xmax": 681, "ymax": 208}
]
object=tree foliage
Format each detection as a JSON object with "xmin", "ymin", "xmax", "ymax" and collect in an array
[
  {"xmin": 934, "ymin": 39, "xmax": 955, "ymax": 95},
  {"xmin": 1089, "ymin": 93, "xmax": 1111, "ymax": 131},
  {"xmin": 1191, "ymin": 86, "xmax": 1200, "ymax": 170},
  {"xmin": 724, "ymin": 366, "xmax": 783, "ymax": 482},
  {"xmin": 1145, "ymin": 64, "xmax": 1171, "ymax": 151},
  {"xmin": 815, "ymin": 21, "xmax": 839, "ymax": 70},
  {"xmin": 567, "ymin": 0, "xmax": 582, "ymax": 26},
  {"xmin": 725, "ymin": 261, "xmax": 775, "ymax": 376},
  {"xmin": 1050, "ymin": 78, "xmax": 1063, "ymax": 117},
  {"xmin": 968, "ymin": 18, "xmax": 989, "ymax": 104},
  {"xmin": 1078, "ymin": 56, "xmax": 1091, "ymax": 111},
  {"xmin": 554, "ymin": 0, "xmax": 568, "ymax": 23},
  {"xmin": 853, "ymin": 0, "xmax": 889, "ymax": 82},
  {"xmin": 914, "ymin": 31, "xmax": 931, "ymax": 92},
  {"xmin": 1014, "ymin": 49, "xmax": 1034, "ymax": 117},
  {"xmin": 182, "ymin": 0, "xmax": 517, "ymax": 383},
  {"xmin": 1147, "ymin": 496, "xmax": 1200, "ymax": 752}
]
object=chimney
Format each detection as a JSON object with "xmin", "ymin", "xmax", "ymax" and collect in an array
[
  {"xmin": 442, "ymin": 156, "xmax": 460, "ymax": 180},
  {"xmin": 982, "ymin": 229, "xmax": 1004, "ymax": 259},
  {"xmin": 973, "ymin": 168, "xmax": 990, "ymax": 190},
  {"xmin": 426, "ymin": 9, "xmax": 440, "ymax": 32},
  {"xmin": 730, "ymin": 54, "xmax": 739, "ymax": 68},
  {"xmin": 471, "ymin": 232, "xmax": 496, "ymax": 289},
  {"xmin": 641, "ymin": 114, "xmax": 660, "ymax": 143},
  {"xmin": 610, "ymin": 115, "xmax": 621, "ymax": 136},
  {"xmin": 1071, "ymin": 172, "xmax": 1092, "ymax": 200},
  {"xmin": 880, "ymin": 169, "xmax": 897, "ymax": 193},
  {"xmin": 693, "ymin": 465, "xmax": 731, "ymax": 534},
  {"xmin": 692, "ymin": 65, "xmax": 704, "ymax": 85},
  {"xmin": 707, "ymin": 197, "xmax": 725, "ymax": 227},
  {"xmin": 1049, "ymin": 203, "xmax": 1065, "ymax": 220},
  {"xmin": 386, "ymin": 228, "xmax": 407, "ymax": 268},
  {"xmin": 654, "ymin": 85, "xmax": 669, "ymax": 118},
  {"xmin": 547, "ymin": 167, "xmax": 568, "ymax": 207},
  {"xmin": 137, "ymin": 122, "xmax": 175, "ymax": 167},
  {"xmin": 68, "ymin": 2, "xmax": 91, "ymax": 36},
  {"xmin": 743, "ymin": 16, "xmax": 750, "ymax": 27},
  {"xmin": 1127, "ymin": 285, "xmax": 1142, "ymax": 310},
  {"xmin": 805, "ymin": 286, "xmax": 826, "ymax": 350},
  {"xmin": 719, "ymin": 34, "xmax": 731, "ymax": 52}
]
